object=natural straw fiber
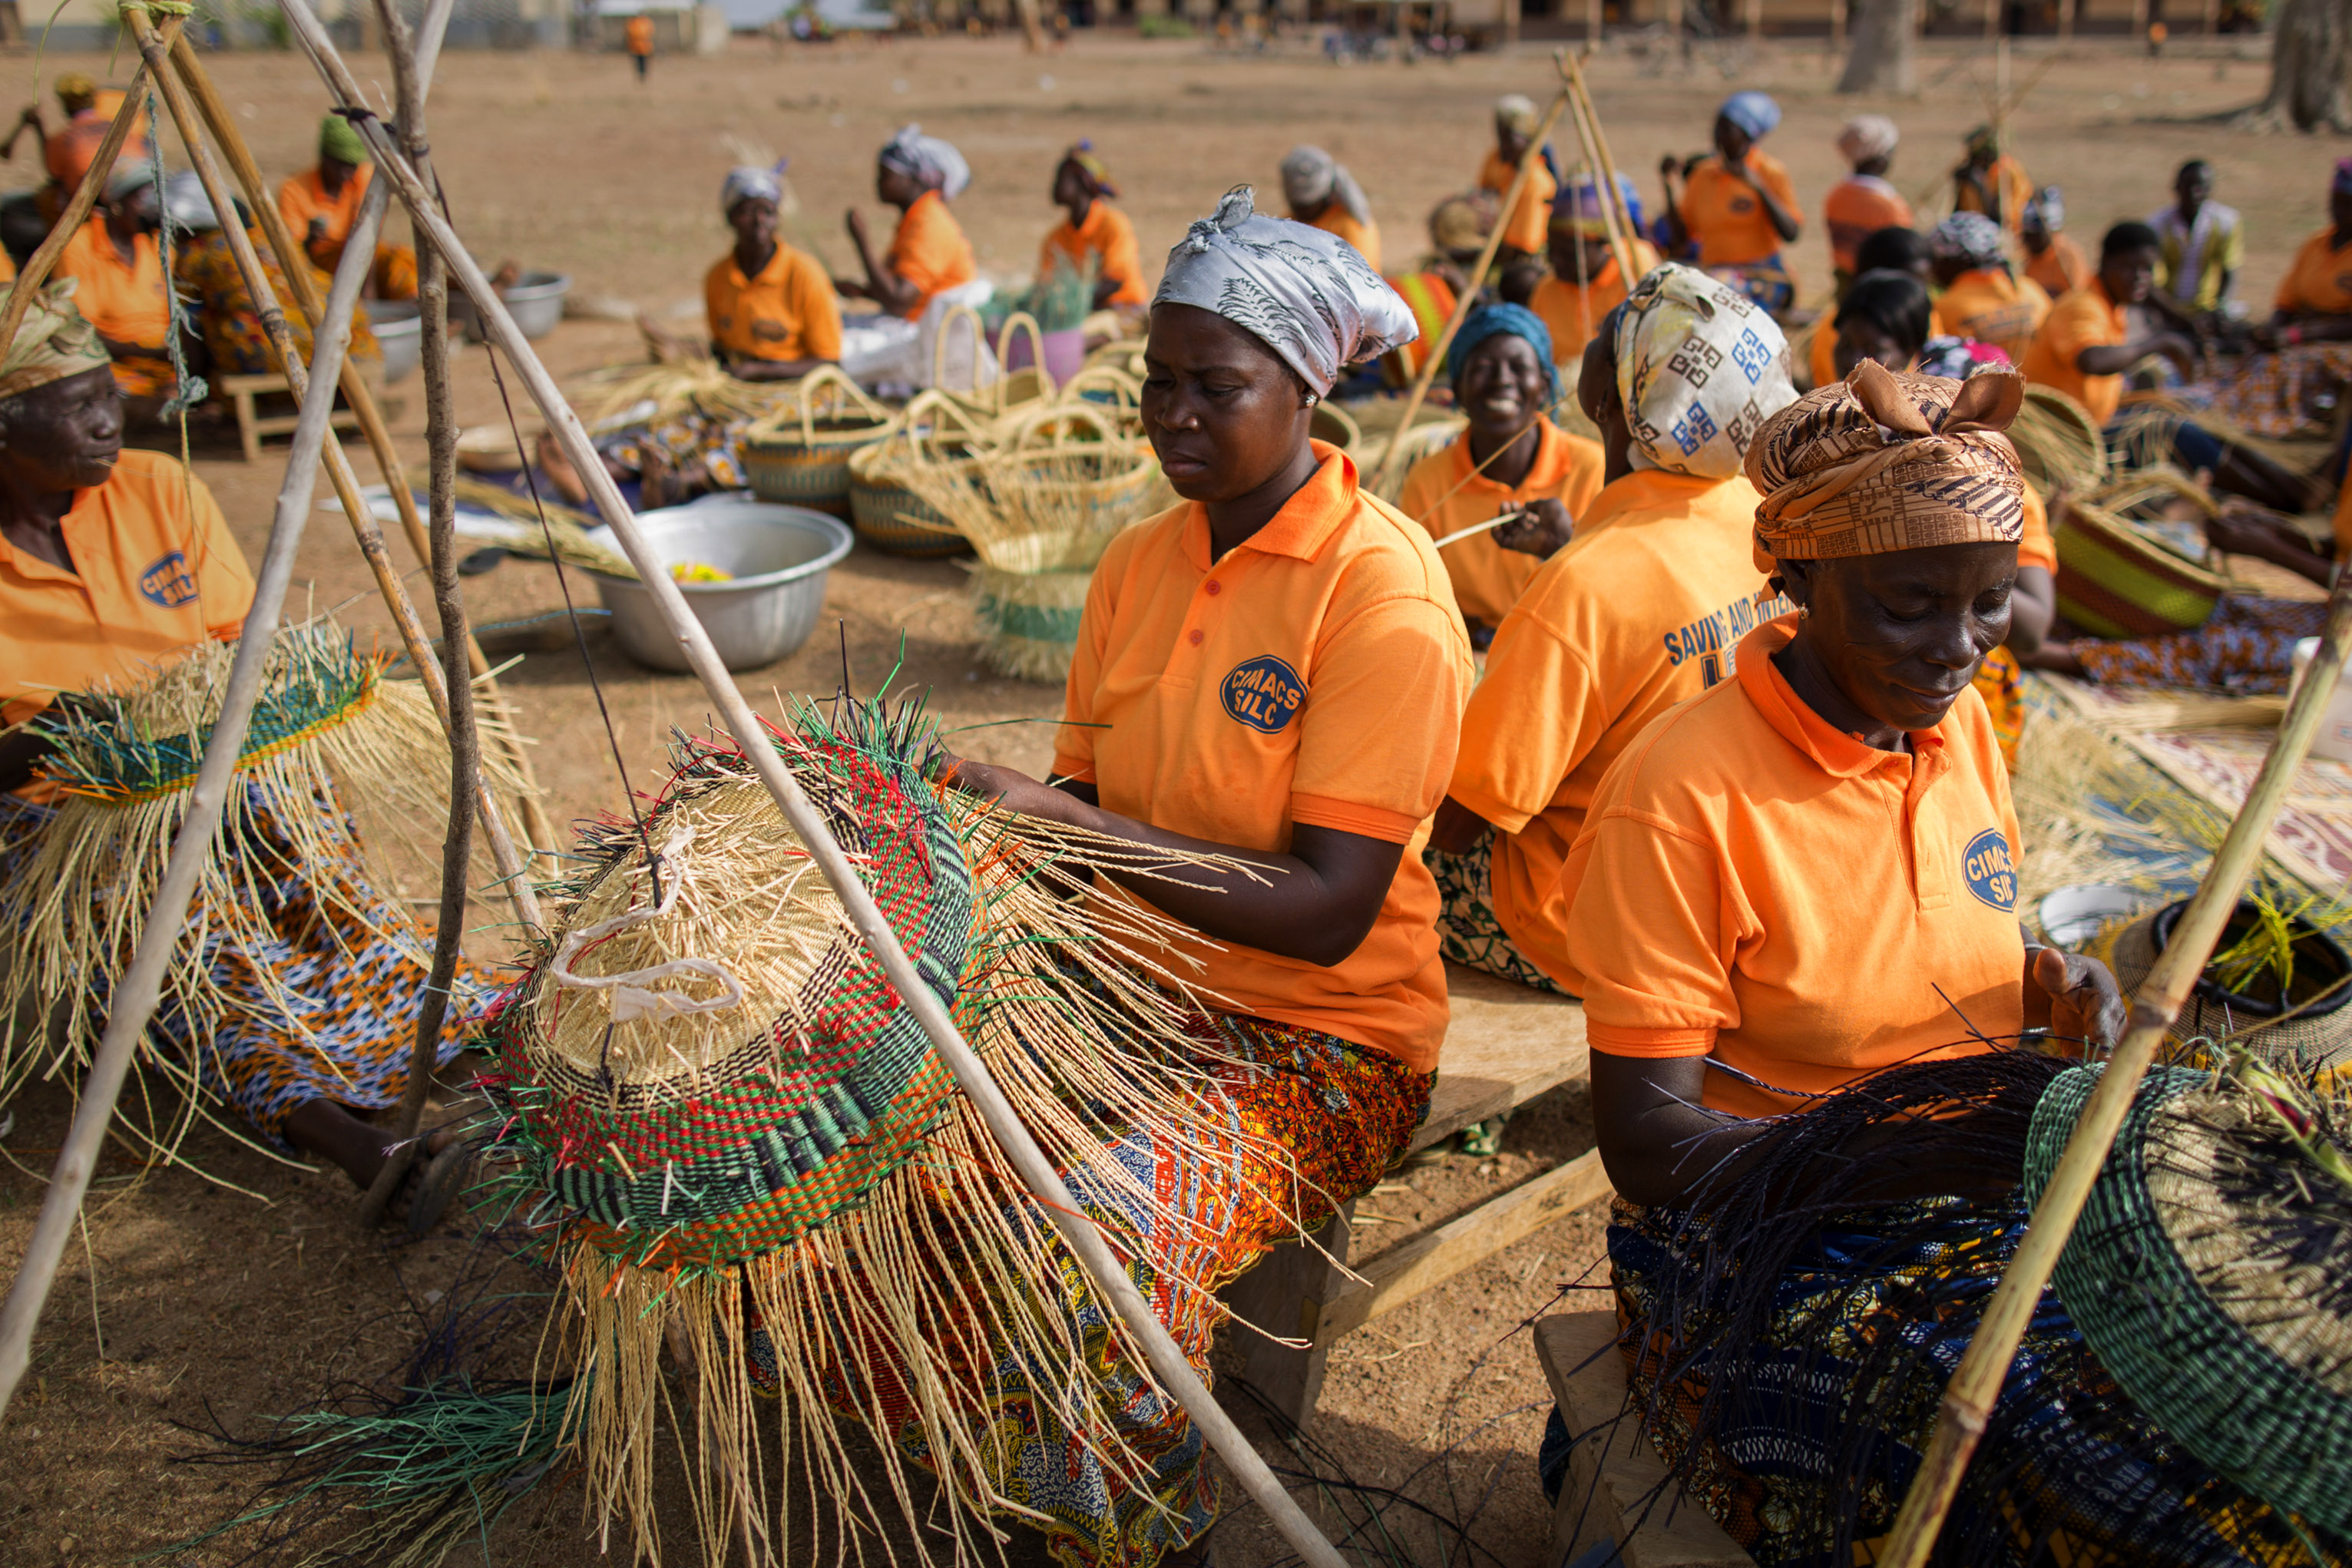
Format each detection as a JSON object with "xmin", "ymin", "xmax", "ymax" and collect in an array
[
  {"xmin": 738, "ymin": 365, "xmax": 898, "ymax": 517},
  {"xmin": 2008, "ymin": 383, "xmax": 2108, "ymax": 496}
]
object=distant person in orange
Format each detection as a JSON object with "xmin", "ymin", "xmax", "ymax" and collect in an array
[
  {"xmin": 1658, "ymin": 92, "xmax": 1801, "ymax": 313},
  {"xmin": 1927, "ymin": 211, "xmax": 2049, "ymax": 362},
  {"xmin": 2019, "ymin": 186, "xmax": 2089, "ymax": 300},
  {"xmin": 1952, "ymin": 124, "xmax": 2031, "ymax": 234},
  {"xmin": 839, "ymin": 123, "xmax": 977, "ymax": 321},
  {"xmin": 1477, "ymin": 94, "xmax": 1557, "ymax": 267},
  {"xmin": 625, "ymin": 12, "xmax": 655, "ymax": 81},
  {"xmin": 276, "ymin": 114, "xmax": 417, "ymax": 301},
  {"xmin": 1279, "ymin": 144, "xmax": 1381, "ymax": 272},
  {"xmin": 1039, "ymin": 141, "xmax": 1143, "ymax": 310},
  {"xmin": 53, "ymin": 162, "xmax": 184, "ymax": 420},
  {"xmin": 704, "ymin": 164, "xmax": 839, "ymax": 382},
  {"xmin": 0, "ymin": 74, "xmax": 154, "ymax": 266},
  {"xmin": 1822, "ymin": 114, "xmax": 1910, "ymax": 286},
  {"xmin": 2260, "ymin": 157, "xmax": 2352, "ymax": 343},
  {"xmin": 1524, "ymin": 170, "xmax": 1656, "ymax": 371}
]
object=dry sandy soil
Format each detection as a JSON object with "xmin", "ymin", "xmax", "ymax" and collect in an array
[{"xmin": 0, "ymin": 26, "xmax": 2338, "ymax": 1568}]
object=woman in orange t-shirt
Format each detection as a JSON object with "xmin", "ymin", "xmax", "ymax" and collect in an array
[
  {"xmin": 931, "ymin": 189, "xmax": 1461, "ymax": 1568},
  {"xmin": 1657, "ymin": 91, "xmax": 1802, "ymax": 313},
  {"xmin": 839, "ymin": 124, "xmax": 977, "ymax": 322},
  {"xmin": 1037, "ymin": 141, "xmax": 1144, "ymax": 309},
  {"xmin": 52, "ymin": 162, "xmax": 183, "ymax": 418}
]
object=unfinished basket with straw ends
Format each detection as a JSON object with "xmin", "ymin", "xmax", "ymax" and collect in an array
[
  {"xmin": 971, "ymin": 562, "xmax": 1091, "ymax": 683},
  {"xmin": 848, "ymin": 441, "xmax": 974, "ymax": 558},
  {"xmin": 2089, "ymin": 897, "xmax": 2352, "ymax": 1071},
  {"xmin": 2053, "ymin": 495, "xmax": 2228, "ymax": 639},
  {"xmin": 739, "ymin": 366, "xmax": 898, "ymax": 518},
  {"xmin": 2009, "ymin": 383, "xmax": 2109, "ymax": 497}
]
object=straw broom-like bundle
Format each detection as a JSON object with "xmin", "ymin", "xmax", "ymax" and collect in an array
[
  {"xmin": 2008, "ymin": 383, "xmax": 2108, "ymax": 496},
  {"xmin": 0, "ymin": 620, "xmax": 531, "ymax": 1148},
  {"xmin": 447, "ymin": 475, "xmax": 639, "ymax": 577},
  {"xmin": 571, "ymin": 356, "xmax": 803, "ymax": 432}
]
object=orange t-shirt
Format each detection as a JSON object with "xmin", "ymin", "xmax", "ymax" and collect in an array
[
  {"xmin": 625, "ymin": 13, "xmax": 654, "ymax": 52},
  {"xmin": 1677, "ymin": 151, "xmax": 1801, "ymax": 269},
  {"xmin": 1822, "ymin": 174, "xmax": 1913, "ymax": 275},
  {"xmin": 1562, "ymin": 614, "xmax": 2024, "ymax": 1118},
  {"xmin": 1955, "ymin": 155, "xmax": 2033, "ymax": 233},
  {"xmin": 2275, "ymin": 227, "xmax": 2352, "ymax": 316},
  {"xmin": 2023, "ymin": 234, "xmax": 2090, "ymax": 302},
  {"xmin": 1052, "ymin": 444, "xmax": 1474, "ymax": 1072},
  {"xmin": 0, "ymin": 449, "xmax": 254, "ymax": 736},
  {"xmin": 2017, "ymin": 485, "xmax": 2055, "ymax": 574},
  {"xmin": 1451, "ymin": 471, "xmax": 1785, "ymax": 994},
  {"xmin": 45, "ymin": 101, "xmax": 151, "ymax": 190},
  {"xmin": 1935, "ymin": 268, "xmax": 2051, "ymax": 363},
  {"xmin": 1478, "ymin": 151, "xmax": 1559, "ymax": 257},
  {"xmin": 56, "ymin": 220, "xmax": 167, "ymax": 352},
  {"xmin": 277, "ymin": 164, "xmax": 373, "ymax": 273},
  {"xmin": 1308, "ymin": 205, "xmax": 1382, "ymax": 273},
  {"xmin": 705, "ymin": 241, "xmax": 842, "ymax": 364},
  {"xmin": 2019, "ymin": 279, "xmax": 2129, "ymax": 425},
  {"xmin": 1398, "ymin": 417, "xmax": 1605, "ymax": 626},
  {"xmin": 1527, "ymin": 241, "xmax": 1660, "ymax": 367},
  {"xmin": 887, "ymin": 189, "xmax": 977, "ymax": 320},
  {"xmin": 1039, "ymin": 199, "xmax": 1145, "ymax": 307}
]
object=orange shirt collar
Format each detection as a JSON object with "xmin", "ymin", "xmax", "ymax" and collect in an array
[
  {"xmin": 1733, "ymin": 614, "xmax": 1949, "ymax": 779},
  {"xmin": 1446, "ymin": 417, "xmax": 1572, "ymax": 497},
  {"xmin": 1180, "ymin": 441, "xmax": 1358, "ymax": 569}
]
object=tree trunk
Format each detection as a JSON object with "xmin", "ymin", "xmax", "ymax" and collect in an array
[
  {"xmin": 2255, "ymin": 0, "xmax": 2352, "ymax": 131},
  {"xmin": 1838, "ymin": 0, "xmax": 1917, "ymax": 94}
]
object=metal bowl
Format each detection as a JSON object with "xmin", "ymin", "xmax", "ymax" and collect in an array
[
  {"xmin": 365, "ymin": 299, "xmax": 421, "ymax": 383},
  {"xmin": 452, "ymin": 270, "xmax": 571, "ymax": 342},
  {"xmin": 585, "ymin": 498, "xmax": 852, "ymax": 673}
]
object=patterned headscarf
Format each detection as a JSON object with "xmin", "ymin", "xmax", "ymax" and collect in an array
[
  {"xmin": 1719, "ymin": 91, "xmax": 1781, "ymax": 140},
  {"xmin": 1063, "ymin": 140, "xmax": 1116, "ymax": 199},
  {"xmin": 1494, "ymin": 94, "xmax": 1540, "ymax": 137},
  {"xmin": 164, "ymin": 169, "xmax": 219, "ymax": 232},
  {"xmin": 721, "ymin": 164, "xmax": 782, "ymax": 214},
  {"xmin": 0, "ymin": 280, "xmax": 115, "ymax": 403},
  {"xmin": 1930, "ymin": 212, "xmax": 2006, "ymax": 270},
  {"xmin": 1550, "ymin": 169, "xmax": 1646, "ymax": 241},
  {"xmin": 1279, "ymin": 145, "xmax": 1373, "ymax": 229},
  {"xmin": 1613, "ymin": 263, "xmax": 1795, "ymax": 481},
  {"xmin": 318, "ymin": 111, "xmax": 369, "ymax": 167},
  {"xmin": 879, "ymin": 124, "xmax": 969, "ymax": 200},
  {"xmin": 1836, "ymin": 114, "xmax": 1899, "ymax": 166},
  {"xmin": 1451, "ymin": 302, "xmax": 1559, "ymax": 402},
  {"xmin": 1153, "ymin": 186, "xmax": 1417, "ymax": 396},
  {"xmin": 1746, "ymin": 360, "xmax": 2025, "ymax": 571},
  {"xmin": 2021, "ymin": 185, "xmax": 2063, "ymax": 237},
  {"xmin": 1429, "ymin": 193, "xmax": 1492, "ymax": 254}
]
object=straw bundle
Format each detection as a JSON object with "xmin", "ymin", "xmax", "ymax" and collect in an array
[
  {"xmin": 2010, "ymin": 384, "xmax": 2108, "ymax": 496},
  {"xmin": 0, "ymin": 620, "xmax": 531, "ymax": 1148},
  {"xmin": 571, "ymin": 356, "xmax": 801, "ymax": 433},
  {"xmin": 448, "ymin": 475, "xmax": 639, "ymax": 578},
  {"xmin": 738, "ymin": 366, "xmax": 898, "ymax": 517}
]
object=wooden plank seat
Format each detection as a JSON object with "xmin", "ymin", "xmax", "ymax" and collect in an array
[
  {"xmin": 1221, "ymin": 963, "xmax": 1608, "ymax": 1429},
  {"xmin": 1537, "ymin": 1311, "xmax": 1755, "ymax": 1568},
  {"xmin": 220, "ymin": 372, "xmax": 361, "ymax": 463}
]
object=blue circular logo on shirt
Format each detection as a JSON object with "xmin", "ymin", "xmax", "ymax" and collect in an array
[
  {"xmin": 139, "ymin": 551, "xmax": 197, "ymax": 609},
  {"xmin": 1219, "ymin": 655, "xmax": 1305, "ymax": 734},
  {"xmin": 1963, "ymin": 829, "xmax": 2016, "ymax": 911}
]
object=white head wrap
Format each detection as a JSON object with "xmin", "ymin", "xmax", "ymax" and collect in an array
[
  {"xmin": 1279, "ymin": 145, "xmax": 1372, "ymax": 230},
  {"xmin": 1153, "ymin": 186, "xmax": 1417, "ymax": 396},
  {"xmin": 878, "ymin": 124, "xmax": 969, "ymax": 201},
  {"xmin": 721, "ymin": 164, "xmax": 782, "ymax": 214},
  {"xmin": 1836, "ymin": 114, "xmax": 1900, "ymax": 166},
  {"xmin": 163, "ymin": 168, "xmax": 218, "ymax": 232},
  {"xmin": 1494, "ymin": 94, "xmax": 1540, "ymax": 136},
  {"xmin": 1613, "ymin": 263, "xmax": 1795, "ymax": 481}
]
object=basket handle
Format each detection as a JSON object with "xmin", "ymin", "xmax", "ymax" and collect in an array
[
  {"xmin": 933, "ymin": 303, "xmax": 987, "ymax": 396},
  {"xmin": 997, "ymin": 310, "xmax": 1054, "ymax": 402},
  {"xmin": 786, "ymin": 362, "xmax": 892, "ymax": 445}
]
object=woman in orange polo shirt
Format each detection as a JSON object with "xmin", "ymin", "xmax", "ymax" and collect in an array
[
  {"xmin": 838, "ymin": 123, "xmax": 977, "ymax": 322},
  {"xmin": 933, "ymin": 187, "xmax": 1460, "ymax": 1567},
  {"xmin": 1657, "ymin": 92, "xmax": 1802, "ymax": 313},
  {"xmin": 1477, "ymin": 94, "xmax": 1558, "ymax": 267},
  {"xmin": 1038, "ymin": 141, "xmax": 1144, "ymax": 310},
  {"xmin": 52, "ymin": 160, "xmax": 184, "ymax": 420},
  {"xmin": 1279, "ymin": 144, "xmax": 1381, "ymax": 271},
  {"xmin": 1525, "ymin": 171, "xmax": 1658, "ymax": 372},
  {"xmin": 1536, "ymin": 365, "xmax": 2155, "ymax": 1561},
  {"xmin": 703, "ymin": 164, "xmax": 839, "ymax": 382},
  {"xmin": 1927, "ymin": 211, "xmax": 2049, "ymax": 363},
  {"xmin": 275, "ymin": 114, "xmax": 418, "ymax": 301}
]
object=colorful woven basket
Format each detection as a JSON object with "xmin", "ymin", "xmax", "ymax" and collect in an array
[
  {"xmin": 2092, "ymin": 898, "xmax": 2352, "ymax": 1072},
  {"xmin": 846, "ymin": 439, "xmax": 974, "ymax": 558},
  {"xmin": 739, "ymin": 366, "xmax": 898, "ymax": 518},
  {"xmin": 2053, "ymin": 498, "xmax": 2228, "ymax": 640},
  {"xmin": 971, "ymin": 563, "xmax": 1090, "ymax": 684}
]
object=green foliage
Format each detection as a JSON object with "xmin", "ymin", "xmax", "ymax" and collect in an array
[{"xmin": 1136, "ymin": 13, "xmax": 1193, "ymax": 36}]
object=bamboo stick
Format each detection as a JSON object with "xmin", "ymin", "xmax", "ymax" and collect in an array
[
  {"xmin": 0, "ymin": 90, "xmax": 379, "ymax": 1420},
  {"xmin": 1561, "ymin": 50, "xmax": 1643, "ymax": 283},
  {"xmin": 0, "ymin": 16, "xmax": 180, "ymax": 361},
  {"xmin": 1877, "ymin": 564, "xmax": 2352, "ymax": 1566},
  {"xmin": 1559, "ymin": 63, "xmax": 1636, "ymax": 285},
  {"xmin": 1365, "ymin": 71, "xmax": 1573, "ymax": 498},
  {"xmin": 273, "ymin": 6, "xmax": 1350, "ymax": 1561}
]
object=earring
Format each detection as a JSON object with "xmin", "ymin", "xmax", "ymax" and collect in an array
[
  {"xmin": 1304, "ymin": 393, "xmax": 1319, "ymax": 406},
  {"xmin": 1798, "ymin": 604, "xmax": 1811, "ymax": 620}
]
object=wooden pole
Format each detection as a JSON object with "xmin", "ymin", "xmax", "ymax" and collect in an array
[
  {"xmin": 1877, "ymin": 565, "xmax": 2352, "ymax": 1567},
  {"xmin": 166, "ymin": 31, "xmax": 561, "ymax": 872},
  {"xmin": 1831, "ymin": 0, "xmax": 1847, "ymax": 51},
  {"xmin": 1587, "ymin": 0, "xmax": 1601, "ymax": 51},
  {"xmin": 1561, "ymin": 66, "xmax": 1636, "ymax": 283},
  {"xmin": 1562, "ymin": 51, "xmax": 1644, "ymax": 280},
  {"xmin": 2058, "ymin": 0, "xmax": 2073, "ymax": 45},
  {"xmin": 0, "ymin": 15, "xmax": 180, "ymax": 362},
  {"xmin": 275, "ymin": 5, "xmax": 1354, "ymax": 1563},
  {"xmin": 0, "ymin": 72, "xmax": 381, "ymax": 1423},
  {"xmin": 1367, "ymin": 77, "xmax": 1573, "ymax": 496},
  {"xmin": 1745, "ymin": 0, "xmax": 1761, "ymax": 44}
]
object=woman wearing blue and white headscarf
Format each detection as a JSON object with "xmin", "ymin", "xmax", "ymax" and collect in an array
[
  {"xmin": 1658, "ymin": 90, "xmax": 1804, "ymax": 313},
  {"xmin": 834, "ymin": 124, "xmax": 994, "ymax": 391},
  {"xmin": 925, "ymin": 187, "xmax": 1468, "ymax": 1565}
]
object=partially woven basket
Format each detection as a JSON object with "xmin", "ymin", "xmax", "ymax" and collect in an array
[
  {"xmin": 739, "ymin": 366, "xmax": 898, "ymax": 518},
  {"xmin": 845, "ymin": 390, "xmax": 987, "ymax": 559},
  {"xmin": 2009, "ymin": 383, "xmax": 2108, "ymax": 497},
  {"xmin": 2053, "ymin": 498, "xmax": 2227, "ymax": 639},
  {"xmin": 2092, "ymin": 898, "xmax": 2352, "ymax": 1071},
  {"xmin": 970, "ymin": 563, "xmax": 1090, "ymax": 683}
]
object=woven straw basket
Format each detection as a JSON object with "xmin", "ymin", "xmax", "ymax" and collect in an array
[
  {"xmin": 971, "ymin": 563, "xmax": 1090, "ymax": 683},
  {"xmin": 2091, "ymin": 898, "xmax": 2352, "ymax": 1071},
  {"xmin": 2053, "ymin": 499, "xmax": 2227, "ymax": 639},
  {"xmin": 2009, "ymin": 384, "xmax": 2109, "ymax": 498},
  {"xmin": 847, "ymin": 442, "xmax": 975, "ymax": 558},
  {"xmin": 739, "ymin": 366, "xmax": 897, "ymax": 518}
]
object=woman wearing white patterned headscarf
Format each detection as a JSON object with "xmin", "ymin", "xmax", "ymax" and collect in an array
[
  {"xmin": 1279, "ymin": 143, "xmax": 1382, "ymax": 271},
  {"xmin": 833, "ymin": 124, "xmax": 992, "ymax": 392},
  {"xmin": 923, "ymin": 186, "xmax": 1470, "ymax": 1566}
]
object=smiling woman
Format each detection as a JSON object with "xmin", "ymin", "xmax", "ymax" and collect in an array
[{"xmin": 929, "ymin": 187, "xmax": 1469, "ymax": 1568}]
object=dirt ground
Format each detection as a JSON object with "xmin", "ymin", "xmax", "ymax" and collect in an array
[{"xmin": 0, "ymin": 27, "xmax": 2338, "ymax": 1568}]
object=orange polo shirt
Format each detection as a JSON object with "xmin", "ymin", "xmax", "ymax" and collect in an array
[
  {"xmin": 1307, "ymin": 205, "xmax": 1382, "ymax": 273},
  {"xmin": 1398, "ymin": 417, "xmax": 1605, "ymax": 626},
  {"xmin": 56, "ymin": 220, "xmax": 167, "ymax": 353},
  {"xmin": 1451, "ymin": 471, "xmax": 1784, "ymax": 994},
  {"xmin": 1527, "ymin": 241, "xmax": 1660, "ymax": 367},
  {"xmin": 1822, "ymin": 174, "xmax": 1913, "ymax": 275},
  {"xmin": 277, "ymin": 164, "xmax": 374, "ymax": 274},
  {"xmin": 1955, "ymin": 155, "xmax": 2033, "ymax": 233},
  {"xmin": 2023, "ymin": 234, "xmax": 2090, "ymax": 302},
  {"xmin": 2275, "ymin": 227, "xmax": 2352, "ymax": 316},
  {"xmin": 0, "ymin": 449, "xmax": 254, "ymax": 736},
  {"xmin": 1678, "ymin": 151, "xmax": 1800, "ymax": 269},
  {"xmin": 1040, "ymin": 200, "xmax": 1145, "ymax": 307},
  {"xmin": 705, "ymin": 241, "xmax": 842, "ymax": 365},
  {"xmin": 1053, "ymin": 443, "xmax": 1474, "ymax": 1072},
  {"xmin": 1935, "ymin": 268, "xmax": 2051, "ymax": 363},
  {"xmin": 887, "ymin": 190, "xmax": 976, "ymax": 320},
  {"xmin": 1562, "ymin": 614, "xmax": 2024, "ymax": 1118},
  {"xmin": 1478, "ymin": 151, "xmax": 1558, "ymax": 257},
  {"xmin": 2019, "ymin": 279, "xmax": 2129, "ymax": 425}
]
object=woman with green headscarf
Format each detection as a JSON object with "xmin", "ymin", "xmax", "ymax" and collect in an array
[{"xmin": 276, "ymin": 112, "xmax": 417, "ymax": 300}]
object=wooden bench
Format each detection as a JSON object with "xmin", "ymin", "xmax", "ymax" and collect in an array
[
  {"xmin": 1535, "ymin": 1312, "xmax": 1754, "ymax": 1568},
  {"xmin": 220, "ymin": 372, "xmax": 361, "ymax": 462},
  {"xmin": 1222, "ymin": 963, "xmax": 1607, "ymax": 1429}
]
